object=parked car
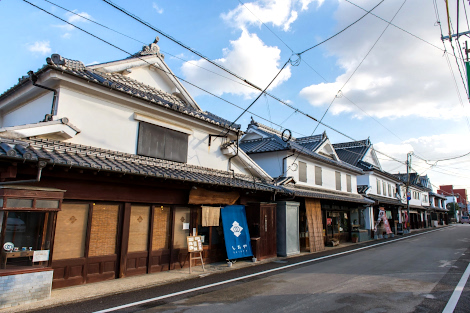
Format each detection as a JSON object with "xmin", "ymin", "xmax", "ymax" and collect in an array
[{"xmin": 461, "ymin": 216, "xmax": 469, "ymax": 224}]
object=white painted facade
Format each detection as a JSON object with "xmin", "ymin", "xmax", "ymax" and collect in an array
[
  {"xmin": 0, "ymin": 50, "xmax": 267, "ymax": 179},
  {"xmin": 284, "ymin": 154, "xmax": 359, "ymax": 194}
]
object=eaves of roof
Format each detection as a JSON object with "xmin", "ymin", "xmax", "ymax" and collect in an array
[
  {"xmin": 286, "ymin": 185, "xmax": 374, "ymax": 204},
  {"xmin": 0, "ymin": 137, "xmax": 287, "ymax": 194},
  {"xmin": 0, "ymin": 57, "xmax": 239, "ymax": 132},
  {"xmin": 366, "ymin": 194, "xmax": 404, "ymax": 206}
]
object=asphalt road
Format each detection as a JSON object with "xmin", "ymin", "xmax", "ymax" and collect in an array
[{"xmin": 37, "ymin": 225, "xmax": 470, "ymax": 313}]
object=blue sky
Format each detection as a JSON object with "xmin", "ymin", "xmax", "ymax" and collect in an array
[{"xmin": 1, "ymin": 0, "xmax": 469, "ymax": 193}]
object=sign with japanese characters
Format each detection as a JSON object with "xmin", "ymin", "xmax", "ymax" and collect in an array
[
  {"xmin": 221, "ymin": 205, "xmax": 252, "ymax": 260},
  {"xmin": 33, "ymin": 250, "xmax": 50, "ymax": 262},
  {"xmin": 186, "ymin": 236, "xmax": 203, "ymax": 252}
]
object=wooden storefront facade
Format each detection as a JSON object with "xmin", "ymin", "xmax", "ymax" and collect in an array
[{"xmin": 0, "ymin": 162, "xmax": 275, "ymax": 289}]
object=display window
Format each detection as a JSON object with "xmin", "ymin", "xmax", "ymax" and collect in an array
[{"xmin": 0, "ymin": 186, "xmax": 64, "ymax": 271}]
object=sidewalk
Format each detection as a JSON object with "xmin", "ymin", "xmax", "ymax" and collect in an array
[{"xmin": 3, "ymin": 225, "xmax": 449, "ymax": 313}]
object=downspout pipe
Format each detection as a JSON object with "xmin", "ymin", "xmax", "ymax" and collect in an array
[
  {"xmin": 281, "ymin": 152, "xmax": 295, "ymax": 178},
  {"xmin": 28, "ymin": 71, "xmax": 58, "ymax": 122},
  {"xmin": 228, "ymin": 131, "xmax": 240, "ymax": 178},
  {"xmin": 0, "ymin": 158, "xmax": 49, "ymax": 185}
]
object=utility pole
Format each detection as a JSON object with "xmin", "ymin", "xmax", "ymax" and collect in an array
[{"xmin": 405, "ymin": 152, "xmax": 412, "ymax": 233}]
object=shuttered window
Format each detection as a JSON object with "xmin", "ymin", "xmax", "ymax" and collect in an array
[
  {"xmin": 88, "ymin": 204, "xmax": 119, "ymax": 257},
  {"xmin": 377, "ymin": 179, "xmax": 381, "ymax": 195},
  {"xmin": 137, "ymin": 122, "xmax": 188, "ymax": 163},
  {"xmin": 335, "ymin": 171, "xmax": 341, "ymax": 191},
  {"xmin": 299, "ymin": 161, "xmax": 307, "ymax": 183},
  {"xmin": 346, "ymin": 175, "xmax": 352, "ymax": 192},
  {"xmin": 314, "ymin": 166, "xmax": 322, "ymax": 185}
]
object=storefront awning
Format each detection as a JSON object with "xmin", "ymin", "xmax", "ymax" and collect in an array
[
  {"xmin": 286, "ymin": 186, "xmax": 374, "ymax": 205},
  {"xmin": 365, "ymin": 195, "xmax": 404, "ymax": 206}
]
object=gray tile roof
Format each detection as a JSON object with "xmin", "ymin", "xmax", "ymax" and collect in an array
[
  {"xmin": 365, "ymin": 194, "xmax": 404, "ymax": 206},
  {"xmin": 0, "ymin": 54, "xmax": 239, "ymax": 132},
  {"xmin": 0, "ymin": 137, "xmax": 285, "ymax": 193},
  {"xmin": 286, "ymin": 185, "xmax": 374, "ymax": 204},
  {"xmin": 333, "ymin": 139, "xmax": 371, "ymax": 167},
  {"xmin": 240, "ymin": 119, "xmax": 363, "ymax": 174}
]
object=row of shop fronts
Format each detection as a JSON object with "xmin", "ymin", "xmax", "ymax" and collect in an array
[{"xmin": 0, "ymin": 166, "xmax": 448, "ymax": 310}]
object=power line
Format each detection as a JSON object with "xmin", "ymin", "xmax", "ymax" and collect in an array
[
  {"xmin": 299, "ymin": 0, "xmax": 385, "ymax": 55},
  {"xmin": 42, "ymin": 0, "xmax": 260, "ymax": 93}
]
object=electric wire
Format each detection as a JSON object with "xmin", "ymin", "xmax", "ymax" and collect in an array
[
  {"xmin": 237, "ymin": 0, "xmax": 293, "ymax": 53},
  {"xmin": 42, "ymin": 0, "xmax": 260, "ymax": 93},
  {"xmin": 28, "ymin": 0, "xmax": 468, "ymax": 184},
  {"xmin": 100, "ymin": 0, "xmax": 359, "ymax": 140},
  {"xmin": 344, "ymin": 0, "xmax": 450, "ymax": 55},
  {"xmin": 281, "ymin": 0, "xmax": 407, "ymax": 177},
  {"xmin": 299, "ymin": 0, "xmax": 385, "ymax": 55}
]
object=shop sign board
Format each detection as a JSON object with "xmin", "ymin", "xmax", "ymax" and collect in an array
[
  {"xmin": 33, "ymin": 250, "xmax": 50, "ymax": 262},
  {"xmin": 186, "ymin": 236, "xmax": 203, "ymax": 252},
  {"xmin": 221, "ymin": 205, "xmax": 252, "ymax": 260}
]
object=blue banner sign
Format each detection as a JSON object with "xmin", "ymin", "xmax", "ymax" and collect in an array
[{"xmin": 221, "ymin": 205, "xmax": 252, "ymax": 260}]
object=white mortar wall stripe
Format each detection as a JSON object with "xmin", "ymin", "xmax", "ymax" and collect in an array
[{"xmin": 94, "ymin": 227, "xmax": 447, "ymax": 313}]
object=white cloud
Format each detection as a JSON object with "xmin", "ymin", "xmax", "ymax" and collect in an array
[
  {"xmin": 374, "ymin": 133, "xmax": 470, "ymax": 191},
  {"xmin": 55, "ymin": 11, "xmax": 92, "ymax": 32},
  {"xmin": 299, "ymin": 0, "xmax": 470, "ymax": 120},
  {"xmin": 27, "ymin": 41, "xmax": 51, "ymax": 55},
  {"xmin": 152, "ymin": 3, "xmax": 164, "ymax": 14},
  {"xmin": 221, "ymin": 0, "xmax": 324, "ymax": 32},
  {"xmin": 181, "ymin": 30, "xmax": 291, "ymax": 97}
]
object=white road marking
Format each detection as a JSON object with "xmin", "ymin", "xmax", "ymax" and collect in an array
[
  {"xmin": 93, "ymin": 228, "xmax": 447, "ymax": 313},
  {"xmin": 442, "ymin": 262, "xmax": 470, "ymax": 313}
]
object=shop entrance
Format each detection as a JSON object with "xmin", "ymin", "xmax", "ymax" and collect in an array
[{"xmin": 323, "ymin": 207, "xmax": 351, "ymax": 244}]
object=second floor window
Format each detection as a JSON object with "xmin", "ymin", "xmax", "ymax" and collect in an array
[
  {"xmin": 335, "ymin": 171, "xmax": 341, "ymax": 191},
  {"xmin": 315, "ymin": 166, "xmax": 322, "ymax": 185},
  {"xmin": 346, "ymin": 175, "xmax": 352, "ymax": 192},
  {"xmin": 137, "ymin": 122, "xmax": 188, "ymax": 163},
  {"xmin": 383, "ymin": 182, "xmax": 386, "ymax": 196},
  {"xmin": 388, "ymin": 184, "xmax": 391, "ymax": 197},
  {"xmin": 377, "ymin": 179, "xmax": 381, "ymax": 195},
  {"xmin": 299, "ymin": 161, "xmax": 307, "ymax": 183}
]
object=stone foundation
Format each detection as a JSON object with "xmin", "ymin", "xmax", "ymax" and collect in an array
[{"xmin": 0, "ymin": 269, "xmax": 53, "ymax": 309}]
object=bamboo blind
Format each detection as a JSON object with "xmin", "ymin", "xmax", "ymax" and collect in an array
[
  {"xmin": 128, "ymin": 206, "xmax": 150, "ymax": 253},
  {"xmin": 152, "ymin": 206, "xmax": 170, "ymax": 250},
  {"xmin": 88, "ymin": 204, "xmax": 119, "ymax": 257},
  {"xmin": 53, "ymin": 203, "xmax": 89, "ymax": 260},
  {"xmin": 305, "ymin": 198, "xmax": 325, "ymax": 252}
]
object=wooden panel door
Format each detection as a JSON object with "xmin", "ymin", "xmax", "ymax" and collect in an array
[
  {"xmin": 149, "ymin": 206, "xmax": 171, "ymax": 272},
  {"xmin": 86, "ymin": 204, "xmax": 120, "ymax": 283},
  {"xmin": 125, "ymin": 205, "xmax": 151, "ymax": 277},
  {"xmin": 259, "ymin": 203, "xmax": 277, "ymax": 259},
  {"xmin": 170, "ymin": 207, "xmax": 190, "ymax": 269}
]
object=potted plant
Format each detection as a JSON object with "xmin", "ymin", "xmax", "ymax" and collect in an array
[{"xmin": 351, "ymin": 233, "xmax": 359, "ymax": 243}]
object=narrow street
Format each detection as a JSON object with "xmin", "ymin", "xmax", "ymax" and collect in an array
[{"xmin": 34, "ymin": 225, "xmax": 470, "ymax": 313}]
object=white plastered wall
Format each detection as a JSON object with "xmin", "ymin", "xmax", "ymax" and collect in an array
[
  {"xmin": 54, "ymin": 87, "xmax": 248, "ymax": 174},
  {"xmin": 2, "ymin": 93, "xmax": 53, "ymax": 127},
  {"xmin": 286, "ymin": 155, "xmax": 358, "ymax": 194},
  {"xmin": 248, "ymin": 151, "xmax": 289, "ymax": 179},
  {"xmin": 126, "ymin": 66, "xmax": 174, "ymax": 95}
]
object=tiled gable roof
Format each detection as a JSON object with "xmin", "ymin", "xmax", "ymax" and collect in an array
[
  {"xmin": 333, "ymin": 139, "xmax": 370, "ymax": 167},
  {"xmin": 240, "ymin": 120, "xmax": 363, "ymax": 174},
  {"xmin": 1, "ymin": 54, "xmax": 239, "ymax": 131},
  {"xmin": 0, "ymin": 137, "xmax": 284, "ymax": 193}
]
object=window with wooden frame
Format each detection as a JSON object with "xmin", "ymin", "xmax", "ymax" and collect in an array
[
  {"xmin": 0, "ymin": 186, "xmax": 64, "ymax": 270},
  {"xmin": 377, "ymin": 179, "xmax": 381, "ymax": 195},
  {"xmin": 314, "ymin": 166, "xmax": 322, "ymax": 186},
  {"xmin": 382, "ymin": 182, "xmax": 386, "ymax": 196},
  {"xmin": 299, "ymin": 161, "xmax": 307, "ymax": 183},
  {"xmin": 137, "ymin": 122, "xmax": 188, "ymax": 163},
  {"xmin": 346, "ymin": 175, "xmax": 352, "ymax": 192},
  {"xmin": 388, "ymin": 184, "xmax": 392, "ymax": 197},
  {"xmin": 335, "ymin": 171, "xmax": 341, "ymax": 191}
]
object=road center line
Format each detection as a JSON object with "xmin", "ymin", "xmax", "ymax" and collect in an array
[
  {"xmin": 94, "ymin": 227, "xmax": 446, "ymax": 313},
  {"xmin": 442, "ymin": 262, "xmax": 470, "ymax": 313}
]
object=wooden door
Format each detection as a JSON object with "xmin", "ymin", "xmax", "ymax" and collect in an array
[
  {"xmin": 170, "ymin": 207, "xmax": 190, "ymax": 269},
  {"xmin": 85, "ymin": 203, "xmax": 120, "ymax": 284},
  {"xmin": 259, "ymin": 204, "xmax": 276, "ymax": 259}
]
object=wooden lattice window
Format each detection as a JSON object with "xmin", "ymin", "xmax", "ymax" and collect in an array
[{"xmin": 88, "ymin": 204, "xmax": 119, "ymax": 257}]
